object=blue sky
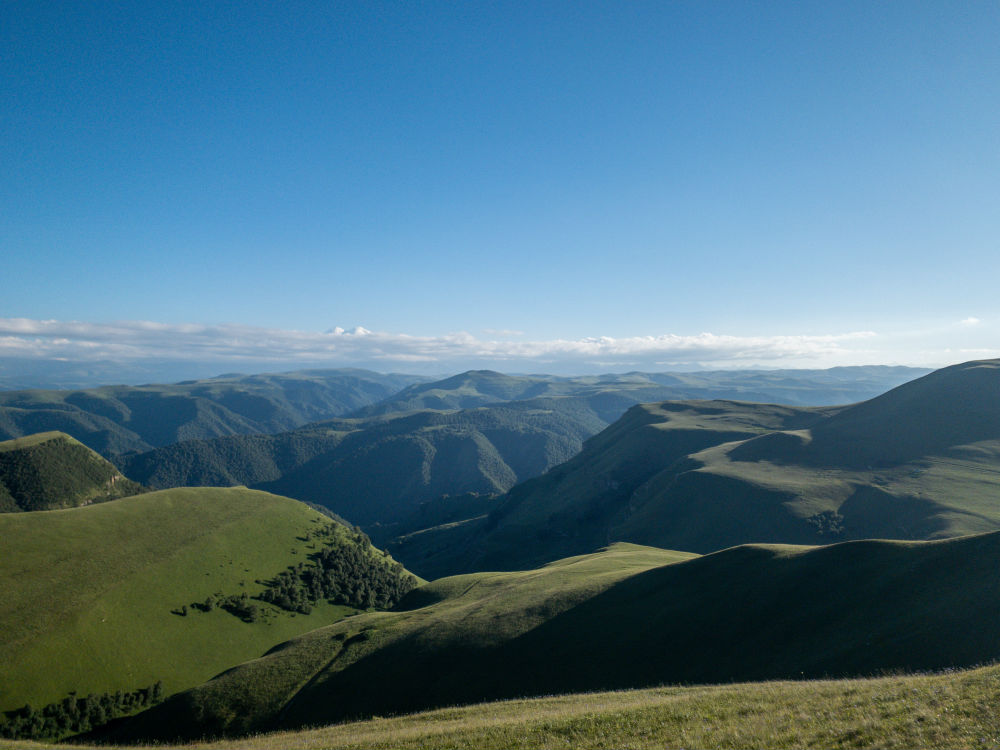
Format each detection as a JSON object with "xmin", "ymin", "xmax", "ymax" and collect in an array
[{"xmin": 2, "ymin": 1, "xmax": 999, "ymax": 374}]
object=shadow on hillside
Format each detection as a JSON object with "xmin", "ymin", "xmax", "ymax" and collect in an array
[{"xmin": 275, "ymin": 532, "xmax": 1000, "ymax": 732}]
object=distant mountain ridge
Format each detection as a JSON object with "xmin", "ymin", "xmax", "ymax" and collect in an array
[
  {"xmin": 356, "ymin": 366, "xmax": 930, "ymax": 416},
  {"xmin": 116, "ymin": 366, "xmax": 928, "ymax": 532},
  {"xmin": 0, "ymin": 370, "xmax": 425, "ymax": 455}
]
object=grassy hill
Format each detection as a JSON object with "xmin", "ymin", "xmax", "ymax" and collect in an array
[
  {"xmin": 4, "ymin": 666, "xmax": 1000, "ymax": 749},
  {"xmin": 0, "ymin": 432, "xmax": 144, "ymax": 512},
  {"xmin": 411, "ymin": 358, "xmax": 1000, "ymax": 577},
  {"xmin": 390, "ymin": 399, "xmax": 836, "ymax": 577},
  {"xmin": 0, "ymin": 370, "xmax": 423, "ymax": 456},
  {"xmin": 0, "ymin": 486, "xmax": 419, "ymax": 720},
  {"xmin": 26, "ymin": 665, "xmax": 1000, "ymax": 749},
  {"xmin": 104, "ymin": 532, "xmax": 1000, "ymax": 742}
]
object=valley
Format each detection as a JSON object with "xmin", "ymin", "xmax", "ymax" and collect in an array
[{"xmin": 2, "ymin": 360, "xmax": 998, "ymax": 748}]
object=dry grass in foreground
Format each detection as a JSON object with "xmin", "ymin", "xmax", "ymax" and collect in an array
[{"xmin": 8, "ymin": 663, "xmax": 1000, "ymax": 750}]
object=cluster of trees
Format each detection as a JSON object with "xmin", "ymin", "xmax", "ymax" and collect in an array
[
  {"xmin": 259, "ymin": 526, "xmax": 418, "ymax": 613},
  {"xmin": 0, "ymin": 436, "xmax": 144, "ymax": 512},
  {"xmin": 0, "ymin": 682, "xmax": 163, "ymax": 740},
  {"xmin": 175, "ymin": 591, "xmax": 261, "ymax": 623}
]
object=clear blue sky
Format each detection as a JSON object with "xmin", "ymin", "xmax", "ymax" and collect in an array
[{"xmin": 2, "ymin": 1, "xmax": 999, "ymax": 373}]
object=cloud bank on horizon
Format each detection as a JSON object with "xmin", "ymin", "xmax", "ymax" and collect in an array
[{"xmin": 1, "ymin": 318, "xmax": 994, "ymax": 375}]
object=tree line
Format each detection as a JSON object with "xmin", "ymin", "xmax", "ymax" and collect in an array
[
  {"xmin": 174, "ymin": 523, "xmax": 419, "ymax": 622},
  {"xmin": 259, "ymin": 526, "xmax": 418, "ymax": 613},
  {"xmin": 0, "ymin": 682, "xmax": 163, "ymax": 740}
]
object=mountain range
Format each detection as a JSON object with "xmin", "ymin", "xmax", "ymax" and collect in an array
[
  {"xmin": 391, "ymin": 359, "xmax": 1000, "ymax": 577},
  {"xmin": 110, "ymin": 366, "xmax": 929, "ymax": 537},
  {"xmin": 0, "ymin": 369, "xmax": 424, "ymax": 455},
  {"xmin": 5, "ymin": 358, "xmax": 1000, "ymax": 747}
]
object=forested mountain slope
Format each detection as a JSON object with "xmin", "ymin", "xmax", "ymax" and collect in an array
[
  {"xmin": 0, "ymin": 431, "xmax": 144, "ymax": 512},
  {"xmin": 0, "ymin": 369, "xmax": 423, "ymax": 455}
]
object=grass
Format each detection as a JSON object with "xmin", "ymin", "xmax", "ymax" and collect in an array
[
  {"xmin": 7, "ymin": 663, "xmax": 1000, "ymax": 749},
  {"xmin": 433, "ymin": 360, "xmax": 1000, "ymax": 575},
  {"xmin": 0, "ymin": 432, "xmax": 74, "ymax": 452},
  {"xmin": 103, "ymin": 543, "xmax": 696, "ymax": 740},
  {"xmin": 0, "ymin": 487, "xmax": 399, "ymax": 712},
  {"xmin": 98, "ymin": 531, "xmax": 1000, "ymax": 742}
]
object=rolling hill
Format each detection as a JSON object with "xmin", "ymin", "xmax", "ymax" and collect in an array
[
  {"xmin": 409, "ymin": 359, "xmax": 1000, "ymax": 577},
  {"xmin": 114, "ymin": 366, "xmax": 927, "ymax": 535},
  {"xmin": 0, "ymin": 431, "xmax": 144, "ymax": 512},
  {"xmin": 106, "ymin": 531, "xmax": 1000, "ymax": 742},
  {"xmin": 0, "ymin": 369, "xmax": 424, "ymax": 456},
  {"xmin": 7, "ymin": 665, "xmax": 1000, "ymax": 748},
  {"xmin": 0, "ymin": 486, "xmax": 419, "ymax": 725}
]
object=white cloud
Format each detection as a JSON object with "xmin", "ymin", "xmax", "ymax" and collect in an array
[
  {"xmin": 960, "ymin": 317, "xmax": 981, "ymax": 326},
  {"xmin": 482, "ymin": 329, "xmax": 525, "ymax": 337},
  {"xmin": 0, "ymin": 317, "xmax": 886, "ymax": 372}
]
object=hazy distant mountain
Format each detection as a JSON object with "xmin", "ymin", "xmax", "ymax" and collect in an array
[
  {"xmin": 118, "ymin": 366, "xmax": 929, "ymax": 533},
  {"xmin": 394, "ymin": 359, "xmax": 1000, "ymax": 578},
  {"xmin": 356, "ymin": 366, "xmax": 930, "ymax": 416},
  {"xmin": 0, "ymin": 370, "xmax": 425, "ymax": 455}
]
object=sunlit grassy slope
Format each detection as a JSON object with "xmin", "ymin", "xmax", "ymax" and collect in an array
[
  {"xmin": 0, "ymin": 487, "xmax": 413, "ymax": 712},
  {"xmin": 22, "ymin": 664, "xmax": 1000, "ymax": 750},
  {"xmin": 109, "ymin": 532, "xmax": 1000, "ymax": 742}
]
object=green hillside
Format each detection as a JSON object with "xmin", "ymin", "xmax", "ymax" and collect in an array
[
  {"xmin": 0, "ymin": 432, "xmax": 144, "ymax": 512},
  {"xmin": 0, "ymin": 487, "xmax": 419, "ymax": 721},
  {"xmin": 4, "ymin": 665, "xmax": 999, "ymax": 749},
  {"xmin": 615, "ymin": 359, "xmax": 1000, "ymax": 554},
  {"xmin": 391, "ymin": 399, "xmax": 836, "ymax": 577},
  {"xmin": 0, "ymin": 370, "xmax": 422, "ymax": 456},
  {"xmin": 105, "ymin": 532, "xmax": 1000, "ymax": 742},
  {"xmin": 418, "ymin": 358, "xmax": 1000, "ymax": 576}
]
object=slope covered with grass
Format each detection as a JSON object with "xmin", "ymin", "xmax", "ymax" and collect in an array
[
  {"xmin": 108, "ymin": 531, "xmax": 1000, "ymax": 742},
  {"xmin": 0, "ymin": 487, "xmax": 418, "ymax": 715},
  {"xmin": 424, "ymin": 358, "xmax": 1000, "ymax": 576},
  {"xmin": 0, "ymin": 432, "xmax": 144, "ymax": 512},
  {"xmin": 29, "ymin": 665, "xmax": 1000, "ymax": 750},
  {"xmin": 391, "ymin": 399, "xmax": 836, "ymax": 577}
]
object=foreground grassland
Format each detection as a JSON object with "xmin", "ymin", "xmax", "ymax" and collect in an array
[
  {"xmin": 8, "ymin": 664, "xmax": 1000, "ymax": 750},
  {"xmin": 0, "ymin": 488, "xmax": 390, "ymax": 711},
  {"xmin": 96, "ymin": 531, "xmax": 1000, "ymax": 743}
]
